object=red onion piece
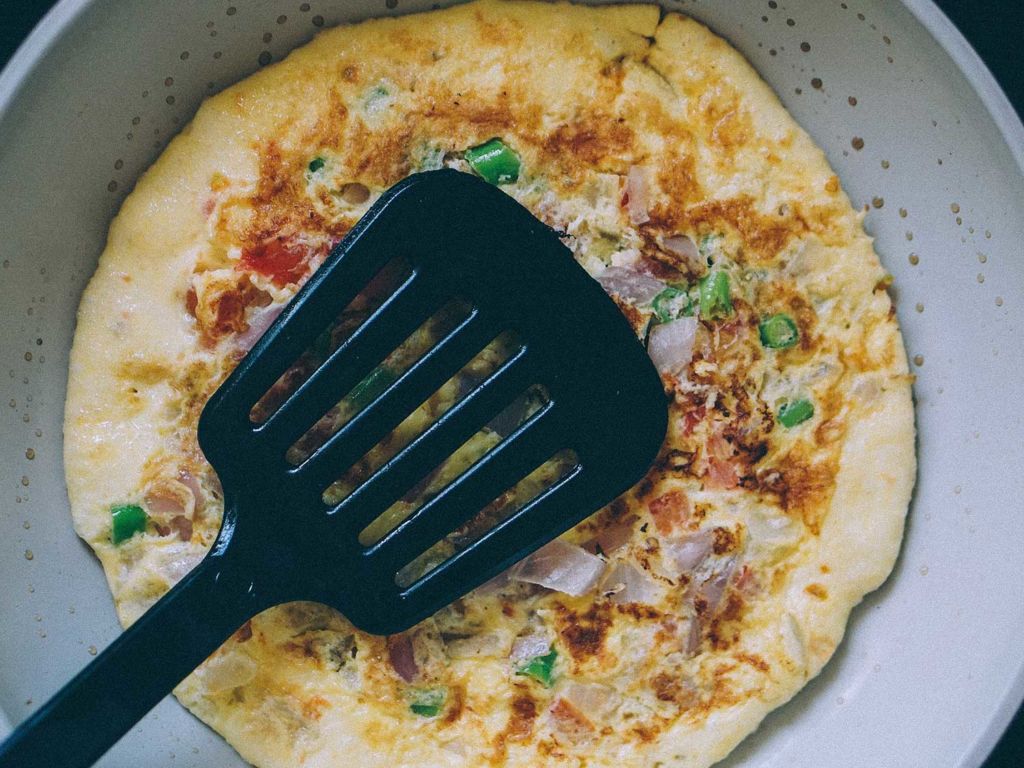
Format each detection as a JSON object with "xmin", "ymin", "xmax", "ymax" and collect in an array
[
  {"xmin": 513, "ymin": 540, "xmax": 605, "ymax": 597},
  {"xmin": 169, "ymin": 515, "xmax": 193, "ymax": 542},
  {"xmin": 178, "ymin": 470, "xmax": 204, "ymax": 515},
  {"xmin": 144, "ymin": 479, "xmax": 195, "ymax": 527},
  {"xmin": 647, "ymin": 316, "xmax": 698, "ymax": 376},
  {"xmin": 144, "ymin": 492, "xmax": 186, "ymax": 518},
  {"xmin": 387, "ymin": 634, "xmax": 419, "ymax": 682},
  {"xmin": 596, "ymin": 266, "xmax": 666, "ymax": 305},
  {"xmin": 663, "ymin": 234, "xmax": 705, "ymax": 273}
]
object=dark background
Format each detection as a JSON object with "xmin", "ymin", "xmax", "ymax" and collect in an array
[{"xmin": 0, "ymin": 0, "xmax": 1021, "ymax": 765}]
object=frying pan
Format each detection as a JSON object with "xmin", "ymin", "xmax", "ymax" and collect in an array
[{"xmin": 0, "ymin": 1, "xmax": 1021, "ymax": 766}]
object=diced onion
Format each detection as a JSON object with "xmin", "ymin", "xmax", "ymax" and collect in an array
[
  {"xmin": 664, "ymin": 531, "xmax": 713, "ymax": 574},
  {"xmin": 560, "ymin": 680, "xmax": 618, "ymax": 719},
  {"xmin": 596, "ymin": 266, "xmax": 666, "ymax": 305},
  {"xmin": 663, "ymin": 235, "xmax": 705, "ymax": 273},
  {"xmin": 600, "ymin": 561, "xmax": 660, "ymax": 606},
  {"xmin": 513, "ymin": 540, "xmax": 605, "ymax": 597},
  {"xmin": 510, "ymin": 632, "xmax": 551, "ymax": 663},
  {"xmin": 647, "ymin": 316, "xmax": 698, "ymax": 376}
]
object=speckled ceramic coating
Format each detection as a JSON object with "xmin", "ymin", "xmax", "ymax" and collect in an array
[{"xmin": 0, "ymin": 1, "xmax": 1021, "ymax": 767}]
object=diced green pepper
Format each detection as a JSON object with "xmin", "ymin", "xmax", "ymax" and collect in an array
[
  {"xmin": 345, "ymin": 366, "xmax": 399, "ymax": 411},
  {"xmin": 409, "ymin": 687, "xmax": 446, "ymax": 717},
  {"xmin": 110, "ymin": 504, "xmax": 147, "ymax": 545},
  {"xmin": 308, "ymin": 156, "xmax": 325, "ymax": 174},
  {"xmin": 759, "ymin": 313, "xmax": 800, "ymax": 349},
  {"xmin": 516, "ymin": 648, "xmax": 557, "ymax": 688},
  {"xmin": 778, "ymin": 398, "xmax": 814, "ymax": 428},
  {"xmin": 698, "ymin": 270, "xmax": 733, "ymax": 320},
  {"xmin": 652, "ymin": 285, "xmax": 693, "ymax": 323},
  {"xmin": 464, "ymin": 139, "xmax": 521, "ymax": 185}
]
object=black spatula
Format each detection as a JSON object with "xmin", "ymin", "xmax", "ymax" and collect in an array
[{"xmin": 0, "ymin": 168, "xmax": 667, "ymax": 768}]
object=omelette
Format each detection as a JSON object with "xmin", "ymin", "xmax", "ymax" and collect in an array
[{"xmin": 63, "ymin": 2, "xmax": 916, "ymax": 766}]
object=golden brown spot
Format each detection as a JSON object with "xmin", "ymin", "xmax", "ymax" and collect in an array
[
  {"xmin": 234, "ymin": 620, "xmax": 253, "ymax": 643},
  {"xmin": 683, "ymin": 196, "xmax": 805, "ymax": 263},
  {"xmin": 805, "ymin": 583, "xmax": 828, "ymax": 600},
  {"xmin": 346, "ymin": 121, "xmax": 415, "ymax": 188},
  {"xmin": 491, "ymin": 689, "xmax": 538, "ymax": 760},
  {"xmin": 735, "ymin": 652, "xmax": 770, "ymax": 673},
  {"xmin": 442, "ymin": 683, "xmax": 465, "ymax": 725},
  {"xmin": 825, "ymin": 175, "xmax": 839, "ymax": 194},
  {"xmin": 301, "ymin": 695, "xmax": 329, "ymax": 720},
  {"xmin": 630, "ymin": 722, "xmax": 658, "ymax": 743},
  {"xmin": 777, "ymin": 291, "xmax": 819, "ymax": 352},
  {"xmin": 542, "ymin": 118, "xmax": 634, "ymax": 172},
  {"xmin": 556, "ymin": 602, "xmax": 613, "ymax": 664},
  {"xmin": 651, "ymin": 672, "xmax": 698, "ymax": 707},
  {"xmin": 711, "ymin": 526, "xmax": 739, "ymax": 555},
  {"xmin": 654, "ymin": 153, "xmax": 701, "ymax": 214},
  {"xmin": 184, "ymin": 286, "xmax": 198, "ymax": 317},
  {"xmin": 707, "ymin": 98, "xmax": 752, "ymax": 153},
  {"xmin": 549, "ymin": 698, "xmax": 595, "ymax": 742},
  {"xmin": 775, "ymin": 453, "xmax": 839, "ymax": 534},
  {"xmin": 116, "ymin": 357, "xmax": 174, "ymax": 385},
  {"xmin": 309, "ymin": 89, "xmax": 350, "ymax": 152},
  {"xmin": 615, "ymin": 603, "xmax": 663, "ymax": 621},
  {"xmin": 193, "ymin": 273, "xmax": 269, "ymax": 346},
  {"xmin": 210, "ymin": 172, "xmax": 230, "ymax": 192}
]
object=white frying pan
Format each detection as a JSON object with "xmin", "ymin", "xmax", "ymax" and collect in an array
[{"xmin": 0, "ymin": 1, "xmax": 1021, "ymax": 766}]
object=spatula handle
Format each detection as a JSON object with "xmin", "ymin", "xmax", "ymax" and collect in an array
[{"xmin": 0, "ymin": 551, "xmax": 258, "ymax": 768}]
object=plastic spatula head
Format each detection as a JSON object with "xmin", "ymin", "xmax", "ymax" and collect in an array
[
  {"xmin": 201, "ymin": 168, "xmax": 668, "ymax": 632},
  {"xmin": 0, "ymin": 169, "xmax": 667, "ymax": 768}
]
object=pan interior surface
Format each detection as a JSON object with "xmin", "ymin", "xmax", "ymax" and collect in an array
[{"xmin": 0, "ymin": 1, "xmax": 1021, "ymax": 767}]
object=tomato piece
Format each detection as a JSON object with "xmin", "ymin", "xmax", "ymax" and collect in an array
[{"xmin": 240, "ymin": 238, "xmax": 309, "ymax": 286}]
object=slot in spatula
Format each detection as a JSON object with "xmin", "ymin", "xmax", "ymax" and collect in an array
[{"xmin": 0, "ymin": 168, "xmax": 667, "ymax": 768}]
